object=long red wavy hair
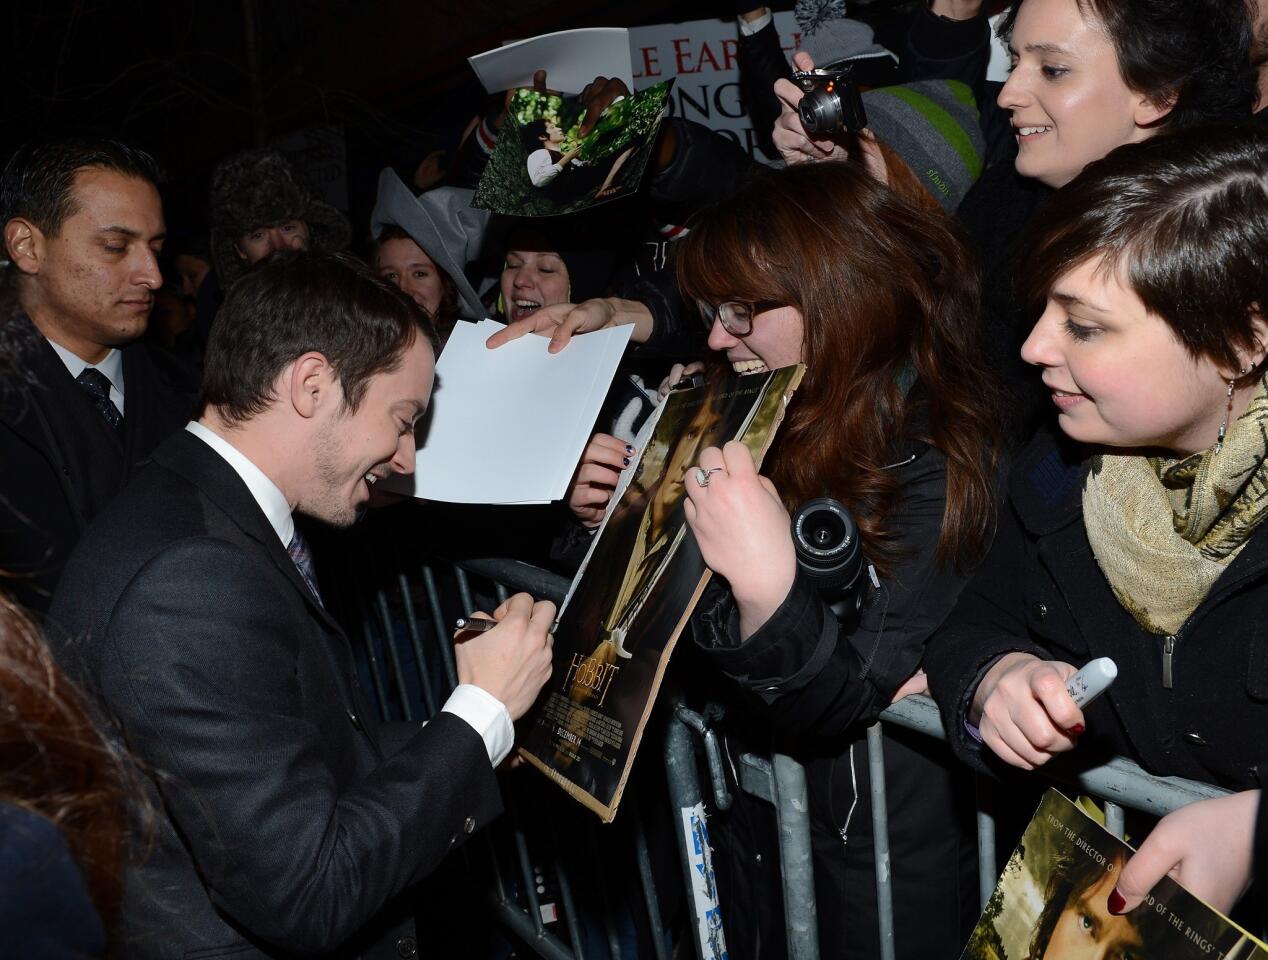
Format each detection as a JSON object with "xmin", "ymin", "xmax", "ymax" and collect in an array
[
  {"xmin": 676, "ymin": 159, "xmax": 1000, "ymax": 576},
  {"xmin": 0, "ymin": 594, "xmax": 138, "ymax": 932}
]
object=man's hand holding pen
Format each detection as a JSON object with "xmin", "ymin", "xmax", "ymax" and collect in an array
[{"xmin": 454, "ymin": 593, "xmax": 556, "ymax": 721}]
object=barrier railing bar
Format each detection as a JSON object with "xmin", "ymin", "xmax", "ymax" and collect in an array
[
  {"xmin": 664, "ymin": 706, "xmax": 715, "ymax": 960},
  {"xmin": 865, "ymin": 724, "xmax": 896, "ymax": 960},
  {"xmin": 673, "ymin": 704, "xmax": 732, "ymax": 812},
  {"xmin": 634, "ymin": 811, "xmax": 671, "ymax": 960},
  {"xmin": 733, "ymin": 749, "xmax": 820, "ymax": 958},
  {"xmin": 355, "ymin": 594, "xmax": 392, "ymax": 721},
  {"xmin": 458, "ymin": 557, "xmax": 572, "ymax": 604},
  {"xmin": 1104, "ymin": 800, "xmax": 1126, "ymax": 840},
  {"xmin": 587, "ymin": 823, "xmax": 624, "ymax": 960},
  {"xmin": 737, "ymin": 753, "xmax": 773, "ymax": 803},
  {"xmin": 488, "ymin": 898, "xmax": 578, "ymax": 960},
  {"xmin": 374, "ymin": 589, "xmax": 414, "ymax": 722},
  {"xmin": 879, "ymin": 695, "xmax": 1231, "ymax": 816},
  {"xmin": 509, "ymin": 795, "xmax": 547, "ymax": 939},
  {"xmin": 974, "ymin": 778, "xmax": 997, "ymax": 910},
  {"xmin": 484, "ymin": 828, "xmax": 510, "ymax": 904},
  {"xmin": 396, "ymin": 571, "xmax": 437, "ymax": 717},
  {"xmin": 549, "ymin": 814, "xmax": 589, "ymax": 960},
  {"xmin": 420, "ymin": 565, "xmax": 459, "ymax": 690},
  {"xmin": 772, "ymin": 752, "xmax": 820, "ymax": 960},
  {"xmin": 454, "ymin": 566, "xmax": 477, "ymax": 624}
]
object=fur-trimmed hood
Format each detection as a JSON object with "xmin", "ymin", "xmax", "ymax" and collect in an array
[{"xmin": 209, "ymin": 148, "xmax": 350, "ymax": 287}]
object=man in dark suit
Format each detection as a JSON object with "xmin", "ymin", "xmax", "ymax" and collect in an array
[
  {"xmin": 0, "ymin": 137, "xmax": 197, "ymax": 613},
  {"xmin": 48, "ymin": 251, "xmax": 556, "ymax": 958}
]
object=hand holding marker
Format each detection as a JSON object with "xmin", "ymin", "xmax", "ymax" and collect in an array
[
  {"xmin": 1066, "ymin": 657, "xmax": 1117, "ymax": 709},
  {"xmin": 454, "ymin": 617, "xmax": 558, "ymax": 636},
  {"xmin": 454, "ymin": 617, "xmax": 497, "ymax": 635}
]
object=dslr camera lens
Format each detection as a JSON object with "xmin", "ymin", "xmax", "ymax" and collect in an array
[{"xmin": 791, "ymin": 497, "xmax": 862, "ymax": 593}]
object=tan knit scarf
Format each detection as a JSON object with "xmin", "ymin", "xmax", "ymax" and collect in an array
[{"xmin": 1082, "ymin": 380, "xmax": 1268, "ymax": 635}]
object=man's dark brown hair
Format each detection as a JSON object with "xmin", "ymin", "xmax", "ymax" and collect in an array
[
  {"xmin": 0, "ymin": 135, "xmax": 162, "ymax": 240},
  {"xmin": 201, "ymin": 250, "xmax": 437, "ymax": 425}
]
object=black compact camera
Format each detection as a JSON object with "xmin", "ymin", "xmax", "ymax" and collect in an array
[
  {"xmin": 791, "ymin": 497, "xmax": 867, "ymax": 619},
  {"xmin": 793, "ymin": 67, "xmax": 868, "ymax": 137}
]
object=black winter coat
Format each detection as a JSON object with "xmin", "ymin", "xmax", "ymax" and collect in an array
[
  {"xmin": 692, "ymin": 416, "xmax": 977, "ymax": 736},
  {"xmin": 955, "ymin": 162, "xmax": 1051, "ymax": 446},
  {"xmin": 923, "ymin": 426, "xmax": 1268, "ymax": 912},
  {"xmin": 686, "ymin": 405, "xmax": 987, "ymax": 960}
]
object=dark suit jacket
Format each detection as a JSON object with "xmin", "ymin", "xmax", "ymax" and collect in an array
[
  {"xmin": 0, "ymin": 309, "xmax": 196, "ymax": 613},
  {"xmin": 47, "ymin": 429, "xmax": 502, "ymax": 959}
]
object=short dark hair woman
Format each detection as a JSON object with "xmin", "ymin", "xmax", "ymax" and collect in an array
[
  {"xmin": 568, "ymin": 158, "xmax": 1001, "ymax": 959},
  {"xmin": 924, "ymin": 123, "xmax": 1268, "ymax": 920},
  {"xmin": 964, "ymin": 0, "xmax": 1256, "ymax": 442}
]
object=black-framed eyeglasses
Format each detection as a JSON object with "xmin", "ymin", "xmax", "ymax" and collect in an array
[{"xmin": 697, "ymin": 299, "xmax": 784, "ymax": 337}]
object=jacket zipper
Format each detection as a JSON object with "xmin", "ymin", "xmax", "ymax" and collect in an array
[{"xmin": 1161, "ymin": 542, "xmax": 1268, "ymax": 684}]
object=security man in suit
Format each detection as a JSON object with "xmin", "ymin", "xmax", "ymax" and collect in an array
[
  {"xmin": 0, "ymin": 137, "xmax": 196, "ymax": 613},
  {"xmin": 47, "ymin": 251, "xmax": 556, "ymax": 958}
]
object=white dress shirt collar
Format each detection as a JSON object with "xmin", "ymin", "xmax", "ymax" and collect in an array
[
  {"xmin": 46, "ymin": 339, "xmax": 126, "ymax": 415},
  {"xmin": 186, "ymin": 426, "xmax": 512, "ymax": 764},
  {"xmin": 185, "ymin": 421, "xmax": 294, "ymax": 547}
]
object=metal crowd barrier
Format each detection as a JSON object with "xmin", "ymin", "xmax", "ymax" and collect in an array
[
  {"xmin": 331, "ymin": 536, "xmax": 677, "ymax": 960},
  {"xmin": 668, "ymin": 695, "xmax": 1233, "ymax": 960},
  {"xmin": 332, "ymin": 537, "xmax": 1235, "ymax": 960}
]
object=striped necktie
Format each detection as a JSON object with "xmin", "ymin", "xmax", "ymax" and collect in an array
[{"xmin": 286, "ymin": 528, "xmax": 324, "ymax": 607}]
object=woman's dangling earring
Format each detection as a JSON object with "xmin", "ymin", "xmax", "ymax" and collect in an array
[{"xmin": 1215, "ymin": 365, "xmax": 1253, "ymax": 454}]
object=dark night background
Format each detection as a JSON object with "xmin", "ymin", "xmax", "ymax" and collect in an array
[{"xmin": 1, "ymin": 0, "xmax": 783, "ymax": 253}]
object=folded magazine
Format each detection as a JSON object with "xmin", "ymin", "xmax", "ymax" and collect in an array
[{"xmin": 965, "ymin": 789, "xmax": 1266, "ymax": 960}]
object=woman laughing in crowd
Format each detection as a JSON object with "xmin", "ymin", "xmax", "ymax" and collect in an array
[{"xmin": 569, "ymin": 157, "xmax": 1000, "ymax": 960}]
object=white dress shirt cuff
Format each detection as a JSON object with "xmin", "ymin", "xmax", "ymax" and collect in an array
[
  {"xmin": 442, "ymin": 684, "xmax": 514, "ymax": 766},
  {"xmin": 738, "ymin": 8, "xmax": 772, "ymax": 35}
]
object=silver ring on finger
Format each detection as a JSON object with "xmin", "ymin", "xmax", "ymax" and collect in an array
[{"xmin": 694, "ymin": 466, "xmax": 724, "ymax": 488}]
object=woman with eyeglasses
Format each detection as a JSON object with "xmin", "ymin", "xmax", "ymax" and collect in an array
[{"xmin": 567, "ymin": 157, "xmax": 1000, "ymax": 960}]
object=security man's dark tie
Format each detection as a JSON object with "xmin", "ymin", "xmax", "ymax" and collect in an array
[
  {"xmin": 75, "ymin": 368, "xmax": 123, "ymax": 432},
  {"xmin": 287, "ymin": 528, "xmax": 324, "ymax": 608}
]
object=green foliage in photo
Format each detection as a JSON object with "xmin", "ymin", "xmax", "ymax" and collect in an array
[{"xmin": 474, "ymin": 80, "xmax": 674, "ymax": 217}]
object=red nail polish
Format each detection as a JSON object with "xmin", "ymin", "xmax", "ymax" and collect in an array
[
  {"xmin": 1070, "ymin": 723, "xmax": 1085, "ymax": 735},
  {"xmin": 1107, "ymin": 888, "xmax": 1126, "ymax": 915}
]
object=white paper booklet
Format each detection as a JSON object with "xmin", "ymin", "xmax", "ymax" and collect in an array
[
  {"xmin": 385, "ymin": 319, "xmax": 633, "ymax": 505},
  {"xmin": 469, "ymin": 28, "xmax": 633, "ymax": 95}
]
